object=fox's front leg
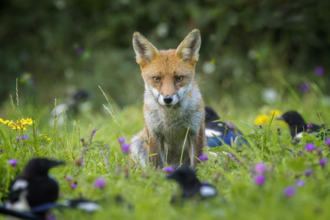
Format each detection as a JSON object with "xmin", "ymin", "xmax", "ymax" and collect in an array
[
  {"xmin": 189, "ymin": 124, "xmax": 205, "ymax": 167},
  {"xmin": 148, "ymin": 134, "xmax": 163, "ymax": 168}
]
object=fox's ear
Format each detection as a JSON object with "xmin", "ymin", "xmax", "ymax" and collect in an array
[
  {"xmin": 175, "ymin": 29, "xmax": 201, "ymax": 63},
  {"xmin": 133, "ymin": 32, "xmax": 159, "ymax": 66}
]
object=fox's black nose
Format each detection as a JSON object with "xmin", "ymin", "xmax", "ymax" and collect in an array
[{"xmin": 164, "ymin": 95, "xmax": 173, "ymax": 104}]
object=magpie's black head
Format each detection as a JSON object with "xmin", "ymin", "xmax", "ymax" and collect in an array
[
  {"xmin": 23, "ymin": 158, "xmax": 65, "ymax": 177},
  {"xmin": 73, "ymin": 90, "xmax": 91, "ymax": 102},
  {"xmin": 275, "ymin": 111, "xmax": 306, "ymax": 127},
  {"xmin": 167, "ymin": 165, "xmax": 200, "ymax": 187},
  {"xmin": 205, "ymin": 106, "xmax": 220, "ymax": 124}
]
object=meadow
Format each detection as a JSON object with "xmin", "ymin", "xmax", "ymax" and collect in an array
[{"xmin": 0, "ymin": 84, "xmax": 330, "ymax": 220}]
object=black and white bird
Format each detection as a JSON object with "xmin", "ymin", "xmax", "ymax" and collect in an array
[
  {"xmin": 275, "ymin": 111, "xmax": 322, "ymax": 139},
  {"xmin": 51, "ymin": 90, "xmax": 91, "ymax": 126},
  {"xmin": 61, "ymin": 198, "xmax": 101, "ymax": 212},
  {"xmin": 5, "ymin": 158, "xmax": 64, "ymax": 217},
  {"xmin": 205, "ymin": 106, "xmax": 246, "ymax": 147},
  {"xmin": 167, "ymin": 165, "xmax": 217, "ymax": 199}
]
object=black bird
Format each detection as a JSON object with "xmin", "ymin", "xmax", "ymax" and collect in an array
[
  {"xmin": 167, "ymin": 165, "xmax": 217, "ymax": 199},
  {"xmin": 5, "ymin": 158, "xmax": 64, "ymax": 217},
  {"xmin": 205, "ymin": 106, "xmax": 246, "ymax": 147},
  {"xmin": 275, "ymin": 111, "xmax": 321, "ymax": 139}
]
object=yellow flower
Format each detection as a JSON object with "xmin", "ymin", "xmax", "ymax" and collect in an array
[
  {"xmin": 270, "ymin": 110, "xmax": 282, "ymax": 117},
  {"xmin": 0, "ymin": 118, "xmax": 3, "ymax": 123},
  {"xmin": 11, "ymin": 124, "xmax": 20, "ymax": 130},
  {"xmin": 44, "ymin": 136, "xmax": 48, "ymax": 139},
  {"xmin": 7, "ymin": 120, "xmax": 15, "ymax": 127},
  {"xmin": 25, "ymin": 118, "xmax": 33, "ymax": 126},
  {"xmin": 20, "ymin": 124, "xmax": 27, "ymax": 131},
  {"xmin": 47, "ymin": 138, "xmax": 51, "ymax": 141},
  {"xmin": 2, "ymin": 120, "xmax": 9, "ymax": 125},
  {"xmin": 254, "ymin": 114, "xmax": 270, "ymax": 125},
  {"xmin": 20, "ymin": 119, "xmax": 27, "ymax": 125}
]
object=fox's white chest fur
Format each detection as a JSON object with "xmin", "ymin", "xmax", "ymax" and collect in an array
[{"xmin": 143, "ymin": 83, "xmax": 203, "ymax": 166}]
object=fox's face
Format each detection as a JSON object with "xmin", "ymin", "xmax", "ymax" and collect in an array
[{"xmin": 133, "ymin": 30, "xmax": 201, "ymax": 107}]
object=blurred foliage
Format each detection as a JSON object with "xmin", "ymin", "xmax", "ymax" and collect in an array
[{"xmin": 0, "ymin": 0, "xmax": 330, "ymax": 107}]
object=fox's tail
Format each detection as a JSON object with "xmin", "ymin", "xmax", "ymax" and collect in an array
[{"xmin": 130, "ymin": 131, "xmax": 149, "ymax": 168}]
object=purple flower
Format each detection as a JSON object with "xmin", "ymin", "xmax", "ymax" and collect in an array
[
  {"xmin": 121, "ymin": 143, "xmax": 130, "ymax": 154},
  {"xmin": 76, "ymin": 48, "xmax": 83, "ymax": 55},
  {"xmin": 307, "ymin": 124, "xmax": 313, "ymax": 129},
  {"xmin": 295, "ymin": 180, "xmax": 305, "ymax": 187},
  {"xmin": 199, "ymin": 155, "xmax": 209, "ymax": 161},
  {"xmin": 314, "ymin": 66, "xmax": 324, "ymax": 76},
  {"xmin": 70, "ymin": 183, "xmax": 77, "ymax": 190},
  {"xmin": 254, "ymin": 175, "xmax": 266, "ymax": 185},
  {"xmin": 325, "ymin": 139, "xmax": 330, "ymax": 146},
  {"xmin": 16, "ymin": 136, "xmax": 20, "ymax": 142},
  {"xmin": 51, "ymin": 156, "xmax": 54, "ymax": 160},
  {"xmin": 284, "ymin": 186, "xmax": 296, "ymax": 197},
  {"xmin": 254, "ymin": 163, "xmax": 266, "ymax": 174},
  {"xmin": 118, "ymin": 137, "xmax": 126, "ymax": 144},
  {"xmin": 319, "ymin": 158, "xmax": 327, "ymax": 167},
  {"xmin": 297, "ymin": 150, "xmax": 304, "ymax": 156},
  {"xmin": 21, "ymin": 135, "xmax": 28, "ymax": 140},
  {"xmin": 300, "ymin": 83, "xmax": 310, "ymax": 93},
  {"xmin": 305, "ymin": 144, "xmax": 316, "ymax": 152},
  {"xmin": 9, "ymin": 159, "xmax": 18, "ymax": 167},
  {"xmin": 94, "ymin": 178, "xmax": 106, "ymax": 188},
  {"xmin": 229, "ymin": 153, "xmax": 236, "ymax": 160},
  {"xmin": 65, "ymin": 175, "xmax": 73, "ymax": 182},
  {"xmin": 46, "ymin": 214, "xmax": 56, "ymax": 220},
  {"xmin": 29, "ymin": 78, "xmax": 35, "ymax": 83},
  {"xmin": 163, "ymin": 167, "xmax": 174, "ymax": 173},
  {"xmin": 202, "ymin": 181, "xmax": 210, "ymax": 185},
  {"xmin": 304, "ymin": 169, "xmax": 313, "ymax": 176}
]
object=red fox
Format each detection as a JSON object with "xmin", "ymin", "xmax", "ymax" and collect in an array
[{"xmin": 130, "ymin": 29, "xmax": 205, "ymax": 168}]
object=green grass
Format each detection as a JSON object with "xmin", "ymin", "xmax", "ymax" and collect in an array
[{"xmin": 1, "ymin": 88, "xmax": 330, "ymax": 220}]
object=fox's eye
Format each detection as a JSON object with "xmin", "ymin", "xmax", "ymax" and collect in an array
[
  {"xmin": 153, "ymin": 77, "xmax": 161, "ymax": 83},
  {"xmin": 175, "ymin": 76, "xmax": 184, "ymax": 82}
]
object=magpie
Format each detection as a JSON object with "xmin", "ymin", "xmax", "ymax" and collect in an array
[
  {"xmin": 275, "ymin": 111, "xmax": 322, "ymax": 139},
  {"xmin": 5, "ymin": 158, "xmax": 64, "ymax": 217},
  {"xmin": 167, "ymin": 165, "xmax": 217, "ymax": 200},
  {"xmin": 205, "ymin": 106, "xmax": 246, "ymax": 147},
  {"xmin": 51, "ymin": 90, "xmax": 91, "ymax": 126}
]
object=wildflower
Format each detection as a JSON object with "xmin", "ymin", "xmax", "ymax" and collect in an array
[
  {"xmin": 300, "ymin": 83, "xmax": 310, "ymax": 93},
  {"xmin": 305, "ymin": 144, "xmax": 316, "ymax": 152},
  {"xmin": 41, "ymin": 145, "xmax": 44, "ymax": 148},
  {"xmin": 0, "ymin": 118, "xmax": 3, "ymax": 123},
  {"xmin": 284, "ymin": 186, "xmax": 296, "ymax": 197},
  {"xmin": 44, "ymin": 136, "xmax": 48, "ymax": 139},
  {"xmin": 46, "ymin": 214, "xmax": 56, "ymax": 220},
  {"xmin": 325, "ymin": 139, "xmax": 330, "ymax": 147},
  {"xmin": 70, "ymin": 183, "xmax": 77, "ymax": 190},
  {"xmin": 297, "ymin": 150, "xmax": 304, "ymax": 156},
  {"xmin": 304, "ymin": 169, "xmax": 313, "ymax": 176},
  {"xmin": 47, "ymin": 138, "xmax": 51, "ymax": 141},
  {"xmin": 94, "ymin": 178, "xmax": 106, "ymax": 188},
  {"xmin": 317, "ymin": 148, "xmax": 322, "ymax": 157},
  {"xmin": 254, "ymin": 163, "xmax": 266, "ymax": 174},
  {"xmin": 75, "ymin": 158, "xmax": 84, "ymax": 166},
  {"xmin": 20, "ymin": 125, "xmax": 27, "ymax": 130},
  {"xmin": 51, "ymin": 156, "xmax": 54, "ymax": 160},
  {"xmin": 254, "ymin": 175, "xmax": 266, "ymax": 185},
  {"xmin": 307, "ymin": 124, "xmax": 313, "ymax": 129},
  {"xmin": 163, "ymin": 167, "xmax": 174, "ymax": 173},
  {"xmin": 199, "ymin": 155, "xmax": 209, "ymax": 161},
  {"xmin": 2, "ymin": 120, "xmax": 9, "ymax": 125},
  {"xmin": 202, "ymin": 181, "xmax": 210, "ymax": 185},
  {"xmin": 9, "ymin": 159, "xmax": 18, "ymax": 167},
  {"xmin": 314, "ymin": 66, "xmax": 324, "ymax": 76},
  {"xmin": 99, "ymin": 150, "xmax": 103, "ymax": 156},
  {"xmin": 121, "ymin": 143, "xmax": 130, "ymax": 154},
  {"xmin": 21, "ymin": 135, "xmax": 29, "ymax": 140},
  {"xmin": 16, "ymin": 136, "xmax": 20, "ymax": 142},
  {"xmin": 118, "ymin": 137, "xmax": 126, "ymax": 144},
  {"xmin": 76, "ymin": 48, "xmax": 83, "ymax": 55},
  {"xmin": 253, "ymin": 114, "xmax": 270, "ymax": 125},
  {"xmin": 25, "ymin": 118, "xmax": 33, "ymax": 125},
  {"xmin": 319, "ymin": 158, "xmax": 327, "ymax": 167},
  {"xmin": 295, "ymin": 180, "xmax": 305, "ymax": 187},
  {"xmin": 270, "ymin": 110, "xmax": 282, "ymax": 117},
  {"xmin": 65, "ymin": 175, "xmax": 73, "ymax": 182}
]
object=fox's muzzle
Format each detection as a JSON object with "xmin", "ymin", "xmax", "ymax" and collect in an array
[{"xmin": 163, "ymin": 95, "xmax": 173, "ymax": 104}]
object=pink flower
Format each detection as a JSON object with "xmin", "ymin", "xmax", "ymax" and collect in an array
[
  {"xmin": 163, "ymin": 167, "xmax": 174, "ymax": 173},
  {"xmin": 94, "ymin": 178, "xmax": 106, "ymax": 188},
  {"xmin": 254, "ymin": 175, "xmax": 266, "ymax": 185},
  {"xmin": 9, "ymin": 159, "xmax": 17, "ymax": 167},
  {"xmin": 199, "ymin": 155, "xmax": 209, "ymax": 161},
  {"xmin": 254, "ymin": 163, "xmax": 266, "ymax": 174}
]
